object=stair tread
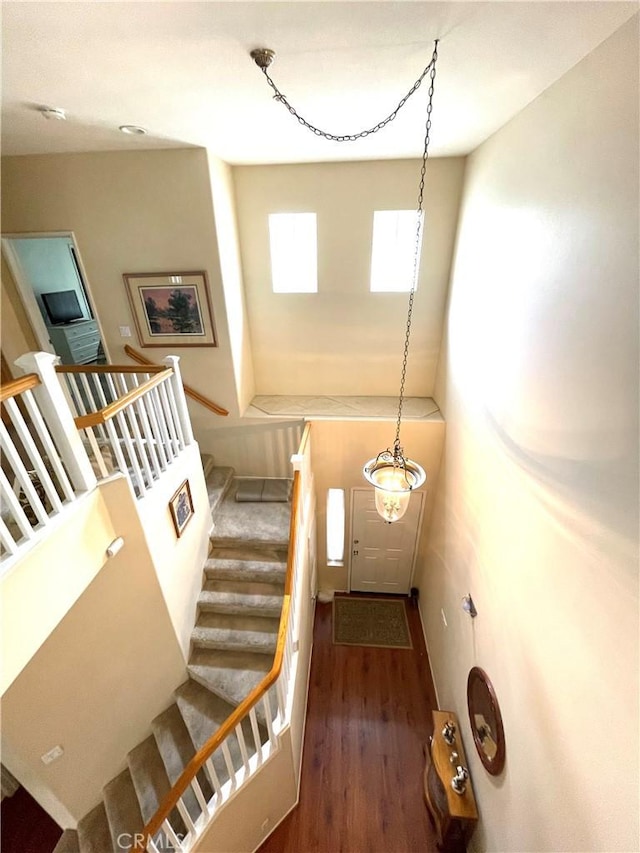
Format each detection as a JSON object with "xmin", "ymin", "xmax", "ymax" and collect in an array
[
  {"xmin": 188, "ymin": 648, "xmax": 272, "ymax": 710},
  {"xmin": 77, "ymin": 802, "xmax": 113, "ymax": 853},
  {"xmin": 198, "ymin": 582, "xmax": 283, "ymax": 617},
  {"xmin": 174, "ymin": 679, "xmax": 238, "ymax": 752},
  {"xmin": 209, "ymin": 480, "xmax": 291, "ymax": 547},
  {"xmin": 192, "ymin": 612, "xmax": 279, "ymax": 654},
  {"xmin": 127, "ymin": 735, "xmax": 172, "ymax": 824},
  {"xmin": 205, "ymin": 547, "xmax": 287, "ymax": 582},
  {"xmin": 151, "ymin": 701, "xmax": 209, "ymax": 821},
  {"xmin": 103, "ymin": 768, "xmax": 144, "ymax": 852},
  {"xmin": 53, "ymin": 829, "xmax": 79, "ymax": 853}
]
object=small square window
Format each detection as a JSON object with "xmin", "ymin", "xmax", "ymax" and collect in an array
[
  {"xmin": 269, "ymin": 213, "xmax": 318, "ymax": 293},
  {"xmin": 370, "ymin": 210, "xmax": 423, "ymax": 293}
]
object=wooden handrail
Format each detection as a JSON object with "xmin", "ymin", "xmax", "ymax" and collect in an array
[
  {"xmin": 56, "ymin": 363, "xmax": 167, "ymax": 375},
  {"xmin": 134, "ymin": 468, "xmax": 302, "ymax": 851},
  {"xmin": 73, "ymin": 369, "xmax": 173, "ymax": 429},
  {"xmin": 124, "ymin": 345, "xmax": 229, "ymax": 417},
  {"xmin": 0, "ymin": 373, "xmax": 40, "ymax": 403}
]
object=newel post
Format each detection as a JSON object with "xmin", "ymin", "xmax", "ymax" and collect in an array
[
  {"xmin": 162, "ymin": 355, "xmax": 194, "ymax": 446},
  {"xmin": 14, "ymin": 352, "xmax": 97, "ymax": 493}
]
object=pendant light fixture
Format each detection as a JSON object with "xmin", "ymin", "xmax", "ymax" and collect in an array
[{"xmin": 251, "ymin": 41, "xmax": 439, "ymax": 522}]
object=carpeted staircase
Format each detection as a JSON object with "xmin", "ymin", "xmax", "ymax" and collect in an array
[{"xmin": 54, "ymin": 459, "xmax": 291, "ymax": 852}]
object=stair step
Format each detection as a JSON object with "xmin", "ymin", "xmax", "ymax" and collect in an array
[
  {"xmin": 198, "ymin": 580, "xmax": 283, "ymax": 617},
  {"xmin": 188, "ymin": 648, "xmax": 273, "ymax": 712},
  {"xmin": 174, "ymin": 679, "xmax": 238, "ymax": 752},
  {"xmin": 77, "ymin": 802, "xmax": 113, "ymax": 853},
  {"xmin": 127, "ymin": 735, "xmax": 174, "ymax": 824},
  {"xmin": 53, "ymin": 829, "xmax": 79, "ymax": 853},
  {"xmin": 205, "ymin": 466, "xmax": 235, "ymax": 515},
  {"xmin": 175, "ymin": 679, "xmax": 266, "ymax": 780},
  {"xmin": 152, "ymin": 701, "xmax": 212, "ymax": 816},
  {"xmin": 209, "ymin": 480, "xmax": 291, "ymax": 548},
  {"xmin": 205, "ymin": 546, "xmax": 288, "ymax": 583},
  {"xmin": 128, "ymin": 735, "xmax": 186, "ymax": 850},
  {"xmin": 103, "ymin": 769, "xmax": 144, "ymax": 852},
  {"xmin": 192, "ymin": 612, "xmax": 279, "ymax": 655}
]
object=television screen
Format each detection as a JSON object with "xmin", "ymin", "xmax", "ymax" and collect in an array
[{"xmin": 42, "ymin": 290, "xmax": 84, "ymax": 325}]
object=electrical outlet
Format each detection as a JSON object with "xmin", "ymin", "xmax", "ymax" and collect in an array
[
  {"xmin": 41, "ymin": 745, "xmax": 64, "ymax": 765},
  {"xmin": 119, "ymin": 326, "xmax": 132, "ymax": 337},
  {"xmin": 441, "ymin": 608, "xmax": 448, "ymax": 628}
]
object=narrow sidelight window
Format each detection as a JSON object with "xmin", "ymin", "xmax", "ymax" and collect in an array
[{"xmin": 326, "ymin": 488, "xmax": 345, "ymax": 565}]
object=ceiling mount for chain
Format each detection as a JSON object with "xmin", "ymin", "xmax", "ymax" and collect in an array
[{"xmin": 250, "ymin": 48, "xmax": 275, "ymax": 70}]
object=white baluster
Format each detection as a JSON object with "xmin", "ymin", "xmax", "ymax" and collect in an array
[
  {"xmin": 14, "ymin": 353, "xmax": 97, "ymax": 494},
  {"xmin": 0, "ymin": 516, "xmax": 18, "ymax": 555},
  {"xmin": 220, "ymin": 741, "xmax": 236, "ymax": 790},
  {"xmin": 162, "ymin": 356, "xmax": 194, "ymax": 445},
  {"xmin": 204, "ymin": 758, "xmax": 223, "ymax": 803},
  {"xmin": 190, "ymin": 777, "xmax": 210, "ymax": 814},
  {"xmin": 249, "ymin": 707, "xmax": 263, "ymax": 764},
  {"xmin": 20, "ymin": 390, "xmax": 75, "ymax": 503},
  {"xmin": 235, "ymin": 723, "xmax": 250, "ymax": 773}
]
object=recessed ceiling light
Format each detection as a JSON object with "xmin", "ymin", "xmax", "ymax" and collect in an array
[
  {"xmin": 119, "ymin": 125, "xmax": 147, "ymax": 135},
  {"xmin": 39, "ymin": 106, "xmax": 66, "ymax": 121}
]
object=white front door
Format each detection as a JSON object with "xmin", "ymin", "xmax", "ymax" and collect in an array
[{"xmin": 349, "ymin": 488, "xmax": 425, "ymax": 595}]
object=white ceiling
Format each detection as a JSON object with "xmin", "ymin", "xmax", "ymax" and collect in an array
[{"xmin": 1, "ymin": 1, "xmax": 637, "ymax": 164}]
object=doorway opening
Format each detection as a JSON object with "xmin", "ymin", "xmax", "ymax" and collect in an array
[{"xmin": 1, "ymin": 233, "xmax": 108, "ymax": 366}]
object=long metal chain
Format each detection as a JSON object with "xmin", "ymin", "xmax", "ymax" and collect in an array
[
  {"xmin": 257, "ymin": 43, "xmax": 439, "ymax": 142},
  {"xmin": 256, "ymin": 40, "xmax": 439, "ymax": 454},
  {"xmin": 394, "ymin": 40, "xmax": 438, "ymax": 452}
]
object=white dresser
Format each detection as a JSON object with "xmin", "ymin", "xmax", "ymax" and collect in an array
[{"xmin": 47, "ymin": 319, "xmax": 101, "ymax": 365}]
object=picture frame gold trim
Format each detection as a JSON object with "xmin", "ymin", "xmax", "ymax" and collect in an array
[
  {"xmin": 123, "ymin": 271, "xmax": 217, "ymax": 348},
  {"xmin": 169, "ymin": 478, "xmax": 194, "ymax": 538}
]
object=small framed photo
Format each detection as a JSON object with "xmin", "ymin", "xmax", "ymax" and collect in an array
[
  {"xmin": 169, "ymin": 479, "xmax": 194, "ymax": 538},
  {"xmin": 123, "ymin": 271, "xmax": 217, "ymax": 348}
]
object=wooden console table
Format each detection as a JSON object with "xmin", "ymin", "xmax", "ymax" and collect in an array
[{"xmin": 423, "ymin": 709, "xmax": 478, "ymax": 850}]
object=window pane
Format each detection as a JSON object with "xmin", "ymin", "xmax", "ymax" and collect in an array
[
  {"xmin": 269, "ymin": 213, "xmax": 318, "ymax": 293},
  {"xmin": 370, "ymin": 210, "xmax": 423, "ymax": 292},
  {"xmin": 326, "ymin": 488, "xmax": 345, "ymax": 565}
]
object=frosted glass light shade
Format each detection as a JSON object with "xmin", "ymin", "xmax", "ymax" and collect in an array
[{"xmin": 363, "ymin": 455, "xmax": 426, "ymax": 523}]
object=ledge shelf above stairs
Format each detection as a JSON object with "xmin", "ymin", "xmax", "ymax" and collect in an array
[{"xmin": 54, "ymin": 459, "xmax": 293, "ymax": 853}]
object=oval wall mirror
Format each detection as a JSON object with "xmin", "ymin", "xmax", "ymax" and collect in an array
[{"xmin": 467, "ymin": 667, "xmax": 506, "ymax": 776}]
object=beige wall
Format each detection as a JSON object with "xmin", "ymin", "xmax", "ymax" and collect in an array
[
  {"xmin": 1, "ymin": 476, "xmax": 187, "ymax": 826},
  {"xmin": 1, "ymin": 490, "xmax": 116, "ymax": 695},
  {"xmin": 0, "ymin": 252, "xmax": 38, "ymax": 367},
  {"xmin": 418, "ymin": 17, "xmax": 639, "ymax": 852},
  {"xmin": 311, "ymin": 419, "xmax": 445, "ymax": 592},
  {"xmin": 234, "ymin": 158, "xmax": 465, "ymax": 396},
  {"xmin": 135, "ymin": 441, "xmax": 212, "ymax": 658},
  {"xmin": 207, "ymin": 155, "xmax": 256, "ymax": 414},
  {"xmin": 1, "ymin": 148, "xmax": 241, "ymax": 418}
]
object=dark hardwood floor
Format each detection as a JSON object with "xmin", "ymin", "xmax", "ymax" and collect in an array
[
  {"xmin": 0, "ymin": 785, "xmax": 62, "ymax": 853},
  {"xmin": 259, "ymin": 595, "xmax": 440, "ymax": 853}
]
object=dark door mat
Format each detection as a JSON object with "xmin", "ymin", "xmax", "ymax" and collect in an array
[{"xmin": 333, "ymin": 596, "xmax": 413, "ymax": 649}]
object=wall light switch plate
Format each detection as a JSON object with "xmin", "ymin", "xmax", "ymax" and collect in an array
[
  {"xmin": 41, "ymin": 745, "xmax": 64, "ymax": 765},
  {"xmin": 119, "ymin": 326, "xmax": 132, "ymax": 337}
]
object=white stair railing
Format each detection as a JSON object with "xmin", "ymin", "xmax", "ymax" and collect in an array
[
  {"xmin": 133, "ymin": 424, "xmax": 314, "ymax": 853},
  {"xmin": 1, "ymin": 353, "xmax": 97, "ymax": 566},
  {"xmin": 56, "ymin": 356, "xmax": 193, "ymax": 498}
]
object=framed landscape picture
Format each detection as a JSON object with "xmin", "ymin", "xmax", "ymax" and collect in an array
[
  {"xmin": 169, "ymin": 479, "xmax": 194, "ymax": 537},
  {"xmin": 123, "ymin": 271, "xmax": 217, "ymax": 347}
]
